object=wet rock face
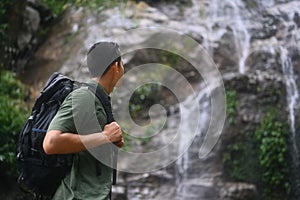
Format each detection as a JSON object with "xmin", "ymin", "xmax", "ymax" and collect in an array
[
  {"xmin": 6, "ymin": 1, "xmax": 54, "ymax": 73},
  {"xmin": 17, "ymin": 6, "xmax": 40, "ymax": 50},
  {"xmin": 214, "ymin": 28, "xmax": 239, "ymax": 71},
  {"xmin": 220, "ymin": 182, "xmax": 258, "ymax": 200},
  {"xmin": 112, "ymin": 169, "xmax": 177, "ymax": 200},
  {"xmin": 135, "ymin": 0, "xmax": 192, "ymax": 7}
]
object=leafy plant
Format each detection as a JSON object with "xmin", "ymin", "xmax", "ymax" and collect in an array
[
  {"xmin": 120, "ymin": 125, "xmax": 154, "ymax": 152},
  {"xmin": 223, "ymin": 107, "xmax": 291, "ymax": 199},
  {"xmin": 129, "ymin": 83, "xmax": 161, "ymax": 120},
  {"xmin": 38, "ymin": 0, "xmax": 69, "ymax": 16},
  {"xmin": 0, "ymin": 71, "xmax": 29, "ymax": 175},
  {"xmin": 39, "ymin": 0, "xmax": 122, "ymax": 16},
  {"xmin": 0, "ymin": 0, "xmax": 13, "ymax": 68},
  {"xmin": 0, "ymin": 1, "xmax": 11, "ymax": 36},
  {"xmin": 0, "ymin": 71, "xmax": 29, "ymax": 99},
  {"xmin": 226, "ymin": 90, "xmax": 238, "ymax": 124},
  {"xmin": 255, "ymin": 109, "xmax": 291, "ymax": 200},
  {"xmin": 223, "ymin": 136, "xmax": 260, "ymax": 183}
]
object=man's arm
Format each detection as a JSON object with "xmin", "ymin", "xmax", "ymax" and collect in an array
[{"xmin": 43, "ymin": 122, "xmax": 123, "ymax": 155}]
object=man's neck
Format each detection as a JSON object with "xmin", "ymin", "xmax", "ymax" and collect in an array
[{"xmin": 92, "ymin": 77, "xmax": 112, "ymax": 94}]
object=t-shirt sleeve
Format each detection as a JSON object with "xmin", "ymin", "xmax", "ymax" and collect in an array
[
  {"xmin": 48, "ymin": 88, "xmax": 107, "ymax": 134},
  {"xmin": 47, "ymin": 92, "xmax": 76, "ymax": 133}
]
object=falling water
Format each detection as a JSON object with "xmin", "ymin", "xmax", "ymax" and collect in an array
[
  {"xmin": 176, "ymin": 85, "xmax": 213, "ymax": 199},
  {"xmin": 280, "ymin": 47, "xmax": 300, "ymax": 197},
  {"xmin": 207, "ymin": 0, "xmax": 250, "ymax": 74},
  {"xmin": 281, "ymin": 47, "xmax": 300, "ymax": 156},
  {"xmin": 175, "ymin": 1, "xmax": 252, "ymax": 199},
  {"xmin": 230, "ymin": 3, "xmax": 250, "ymax": 74}
]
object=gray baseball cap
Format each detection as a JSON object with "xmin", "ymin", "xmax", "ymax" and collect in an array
[{"xmin": 87, "ymin": 42, "xmax": 121, "ymax": 77}]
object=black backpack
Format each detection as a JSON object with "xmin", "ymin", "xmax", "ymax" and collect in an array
[{"xmin": 16, "ymin": 72, "xmax": 117, "ymax": 198}]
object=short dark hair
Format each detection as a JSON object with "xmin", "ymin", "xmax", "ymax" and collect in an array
[
  {"xmin": 101, "ymin": 56, "xmax": 122, "ymax": 76},
  {"xmin": 87, "ymin": 42, "xmax": 121, "ymax": 77}
]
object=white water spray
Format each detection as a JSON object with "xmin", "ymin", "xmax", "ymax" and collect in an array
[
  {"xmin": 280, "ymin": 46, "xmax": 300, "ymax": 165},
  {"xmin": 207, "ymin": 0, "xmax": 250, "ymax": 74}
]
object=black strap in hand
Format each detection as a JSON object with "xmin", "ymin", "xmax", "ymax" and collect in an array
[{"xmin": 87, "ymin": 84, "xmax": 118, "ymax": 185}]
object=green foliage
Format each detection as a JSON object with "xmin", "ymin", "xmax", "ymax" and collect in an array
[
  {"xmin": 0, "ymin": 0, "xmax": 13, "ymax": 68},
  {"xmin": 0, "ymin": 71, "xmax": 29, "ymax": 99},
  {"xmin": 122, "ymin": 83, "xmax": 164, "ymax": 151},
  {"xmin": 165, "ymin": 52, "xmax": 180, "ymax": 66},
  {"xmin": 223, "ymin": 108, "xmax": 291, "ymax": 199},
  {"xmin": 0, "ymin": 0, "xmax": 11, "ymax": 36},
  {"xmin": 121, "ymin": 125, "xmax": 155, "ymax": 152},
  {"xmin": 38, "ymin": 0, "xmax": 69, "ymax": 16},
  {"xmin": 255, "ymin": 109, "xmax": 291, "ymax": 199},
  {"xmin": 129, "ymin": 83, "xmax": 161, "ymax": 120},
  {"xmin": 0, "ymin": 71, "xmax": 29, "ymax": 175},
  {"xmin": 39, "ymin": 0, "xmax": 122, "ymax": 16},
  {"xmin": 226, "ymin": 90, "xmax": 238, "ymax": 124},
  {"xmin": 76, "ymin": 0, "xmax": 122, "ymax": 12},
  {"xmin": 223, "ymin": 135, "xmax": 260, "ymax": 183}
]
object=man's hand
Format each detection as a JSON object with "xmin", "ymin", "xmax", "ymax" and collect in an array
[
  {"xmin": 102, "ymin": 122, "xmax": 124, "ymax": 148},
  {"xmin": 114, "ymin": 138, "xmax": 124, "ymax": 148}
]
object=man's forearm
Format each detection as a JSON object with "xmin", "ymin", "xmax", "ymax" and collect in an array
[{"xmin": 43, "ymin": 130, "xmax": 108, "ymax": 155}]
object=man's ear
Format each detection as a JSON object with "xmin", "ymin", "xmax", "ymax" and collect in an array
[{"xmin": 113, "ymin": 62, "xmax": 119, "ymax": 72}]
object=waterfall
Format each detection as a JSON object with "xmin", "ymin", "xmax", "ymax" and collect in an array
[
  {"xmin": 175, "ymin": 1, "xmax": 253, "ymax": 199},
  {"xmin": 281, "ymin": 47, "xmax": 300, "ymax": 157},
  {"xmin": 279, "ymin": 9, "xmax": 300, "ymax": 197},
  {"xmin": 280, "ymin": 46, "xmax": 300, "ymax": 197},
  {"xmin": 231, "ymin": 10, "xmax": 250, "ymax": 74},
  {"xmin": 176, "ymin": 85, "xmax": 214, "ymax": 199},
  {"xmin": 206, "ymin": 0, "xmax": 250, "ymax": 74}
]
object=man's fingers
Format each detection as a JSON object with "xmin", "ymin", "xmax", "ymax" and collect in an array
[
  {"xmin": 103, "ymin": 122, "xmax": 123, "ymax": 143},
  {"xmin": 115, "ymin": 139, "xmax": 124, "ymax": 148},
  {"xmin": 105, "ymin": 122, "xmax": 120, "ymax": 131}
]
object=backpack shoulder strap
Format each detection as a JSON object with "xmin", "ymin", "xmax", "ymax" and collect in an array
[
  {"xmin": 85, "ymin": 83, "xmax": 115, "ymax": 123},
  {"xmin": 85, "ymin": 83, "xmax": 118, "ymax": 185}
]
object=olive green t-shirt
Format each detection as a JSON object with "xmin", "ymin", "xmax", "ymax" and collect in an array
[{"xmin": 48, "ymin": 81, "xmax": 113, "ymax": 200}]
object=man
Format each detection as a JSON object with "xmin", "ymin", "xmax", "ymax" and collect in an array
[{"xmin": 43, "ymin": 42, "xmax": 124, "ymax": 200}]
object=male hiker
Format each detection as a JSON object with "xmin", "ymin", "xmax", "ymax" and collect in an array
[{"xmin": 43, "ymin": 41, "xmax": 124, "ymax": 199}]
